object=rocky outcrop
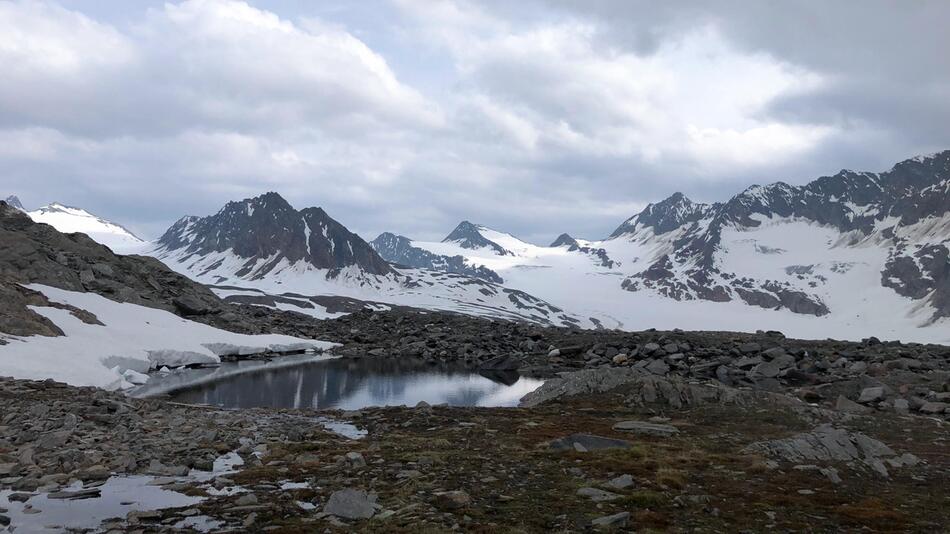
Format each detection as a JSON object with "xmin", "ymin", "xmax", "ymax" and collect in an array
[{"xmin": 370, "ymin": 232, "xmax": 503, "ymax": 282}]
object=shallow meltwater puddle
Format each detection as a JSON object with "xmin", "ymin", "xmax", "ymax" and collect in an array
[
  {"xmin": 147, "ymin": 357, "xmax": 544, "ymax": 410},
  {"xmin": 0, "ymin": 453, "xmax": 242, "ymax": 532}
]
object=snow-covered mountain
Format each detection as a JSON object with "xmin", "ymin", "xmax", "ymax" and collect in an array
[
  {"xmin": 4, "ymin": 195, "xmax": 24, "ymax": 211},
  {"xmin": 22, "ymin": 200, "xmax": 145, "ymax": 251},
  {"xmin": 150, "ymin": 193, "xmax": 580, "ymax": 327},
  {"xmin": 370, "ymin": 151, "xmax": 950, "ymax": 343}
]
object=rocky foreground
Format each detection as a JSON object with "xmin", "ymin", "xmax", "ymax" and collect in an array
[{"xmin": 2, "ymin": 311, "xmax": 950, "ymax": 532}]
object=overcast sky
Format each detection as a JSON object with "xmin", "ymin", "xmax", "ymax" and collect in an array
[{"xmin": 1, "ymin": 0, "xmax": 948, "ymax": 243}]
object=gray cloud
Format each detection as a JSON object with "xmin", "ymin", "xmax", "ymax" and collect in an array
[{"xmin": 1, "ymin": 0, "xmax": 946, "ymax": 245}]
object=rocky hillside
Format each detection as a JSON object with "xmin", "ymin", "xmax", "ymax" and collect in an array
[{"xmin": 0, "ymin": 200, "xmax": 326, "ymax": 340}]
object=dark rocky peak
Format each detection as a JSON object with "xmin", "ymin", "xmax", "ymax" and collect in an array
[
  {"xmin": 4, "ymin": 195, "xmax": 24, "ymax": 211},
  {"xmin": 610, "ymin": 192, "xmax": 709, "ymax": 237},
  {"xmin": 443, "ymin": 221, "xmax": 511, "ymax": 255},
  {"xmin": 371, "ymin": 232, "xmax": 412, "ymax": 255},
  {"xmin": 550, "ymin": 233, "xmax": 579, "ymax": 248},
  {"xmin": 156, "ymin": 192, "xmax": 393, "ymax": 276}
]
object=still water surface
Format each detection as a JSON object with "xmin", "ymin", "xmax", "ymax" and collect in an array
[{"xmin": 155, "ymin": 356, "xmax": 543, "ymax": 410}]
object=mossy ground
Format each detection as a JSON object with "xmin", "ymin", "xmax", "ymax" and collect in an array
[{"xmin": 162, "ymin": 395, "xmax": 950, "ymax": 533}]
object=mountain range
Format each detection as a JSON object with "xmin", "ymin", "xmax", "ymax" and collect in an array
[{"xmin": 7, "ymin": 150, "xmax": 949, "ymax": 343}]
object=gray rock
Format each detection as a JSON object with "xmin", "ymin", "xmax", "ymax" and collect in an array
[
  {"xmin": 744, "ymin": 424, "xmax": 899, "ymax": 477},
  {"xmin": 920, "ymin": 401, "xmax": 948, "ymax": 414},
  {"xmin": 345, "ymin": 451, "xmax": 366, "ymax": 468},
  {"xmin": 749, "ymin": 360, "xmax": 781, "ymax": 379},
  {"xmin": 323, "ymin": 488, "xmax": 377, "ymax": 520},
  {"xmin": 858, "ymin": 386, "xmax": 886, "ymax": 404},
  {"xmin": 548, "ymin": 434, "xmax": 632, "ymax": 452},
  {"xmin": 604, "ymin": 474, "xmax": 635, "ymax": 490},
  {"xmin": 433, "ymin": 490, "xmax": 471, "ymax": 510},
  {"xmin": 577, "ymin": 487, "xmax": 621, "ymax": 502},
  {"xmin": 893, "ymin": 398, "xmax": 910, "ymax": 414},
  {"xmin": 592, "ymin": 511, "xmax": 630, "ymax": 528},
  {"xmin": 235, "ymin": 493, "xmax": 258, "ymax": 506},
  {"xmin": 612, "ymin": 421, "xmax": 680, "ymax": 437},
  {"xmin": 739, "ymin": 342, "xmax": 761, "ymax": 354},
  {"xmin": 835, "ymin": 395, "xmax": 872, "ymax": 414},
  {"xmin": 645, "ymin": 359, "xmax": 669, "ymax": 375}
]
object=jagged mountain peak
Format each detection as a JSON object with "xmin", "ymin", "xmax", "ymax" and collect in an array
[
  {"xmin": 155, "ymin": 193, "xmax": 393, "ymax": 278},
  {"xmin": 443, "ymin": 220, "xmax": 512, "ymax": 256},
  {"xmin": 610, "ymin": 192, "xmax": 709, "ymax": 238},
  {"xmin": 4, "ymin": 195, "xmax": 24, "ymax": 211},
  {"xmin": 550, "ymin": 233, "xmax": 578, "ymax": 248}
]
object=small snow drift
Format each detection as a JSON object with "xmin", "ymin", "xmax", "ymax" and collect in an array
[
  {"xmin": 0, "ymin": 284, "xmax": 335, "ymax": 389},
  {"xmin": 27, "ymin": 202, "xmax": 145, "ymax": 252}
]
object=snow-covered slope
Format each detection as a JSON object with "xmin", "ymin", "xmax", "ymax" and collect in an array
[
  {"xmin": 26, "ymin": 202, "xmax": 145, "ymax": 252},
  {"xmin": 149, "ymin": 193, "xmax": 580, "ymax": 327},
  {"xmin": 371, "ymin": 151, "xmax": 950, "ymax": 343},
  {"xmin": 0, "ymin": 284, "xmax": 334, "ymax": 389}
]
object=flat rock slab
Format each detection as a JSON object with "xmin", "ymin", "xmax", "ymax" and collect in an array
[
  {"xmin": 548, "ymin": 433, "xmax": 632, "ymax": 452},
  {"xmin": 577, "ymin": 487, "xmax": 621, "ymax": 502},
  {"xmin": 324, "ymin": 488, "xmax": 377, "ymax": 520},
  {"xmin": 612, "ymin": 421, "xmax": 680, "ymax": 437},
  {"xmin": 592, "ymin": 511, "xmax": 631, "ymax": 527}
]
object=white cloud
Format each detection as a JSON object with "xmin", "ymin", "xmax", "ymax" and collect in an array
[{"xmin": 0, "ymin": 0, "xmax": 944, "ymax": 244}]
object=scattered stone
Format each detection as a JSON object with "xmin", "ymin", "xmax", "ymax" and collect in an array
[
  {"xmin": 345, "ymin": 451, "xmax": 367, "ymax": 468},
  {"xmin": 592, "ymin": 511, "xmax": 630, "ymax": 528},
  {"xmin": 604, "ymin": 474, "xmax": 635, "ymax": 490},
  {"xmin": 433, "ymin": 490, "xmax": 471, "ymax": 510},
  {"xmin": 859, "ymin": 386, "xmax": 886, "ymax": 404},
  {"xmin": 835, "ymin": 395, "xmax": 872, "ymax": 414},
  {"xmin": 235, "ymin": 493, "xmax": 258, "ymax": 506},
  {"xmin": 577, "ymin": 487, "xmax": 621, "ymax": 502},
  {"xmin": 549, "ymin": 434, "xmax": 632, "ymax": 452},
  {"xmin": 920, "ymin": 402, "xmax": 948, "ymax": 414},
  {"xmin": 612, "ymin": 420, "xmax": 679, "ymax": 437}
]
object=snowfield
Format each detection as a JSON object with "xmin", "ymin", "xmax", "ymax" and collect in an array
[
  {"xmin": 406, "ymin": 221, "xmax": 950, "ymax": 344},
  {"xmin": 0, "ymin": 285, "xmax": 336, "ymax": 389},
  {"xmin": 27, "ymin": 203, "xmax": 145, "ymax": 253}
]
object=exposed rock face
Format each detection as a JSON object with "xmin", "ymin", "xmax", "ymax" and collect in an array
[
  {"xmin": 370, "ymin": 232, "xmax": 503, "ymax": 282},
  {"xmin": 0, "ymin": 201, "xmax": 223, "ymax": 325},
  {"xmin": 614, "ymin": 151, "xmax": 950, "ymax": 320},
  {"xmin": 442, "ymin": 221, "xmax": 511, "ymax": 255},
  {"xmin": 156, "ymin": 192, "xmax": 393, "ymax": 278},
  {"xmin": 549, "ymin": 233, "xmax": 615, "ymax": 268},
  {"xmin": 518, "ymin": 367, "xmax": 796, "ymax": 409},
  {"xmin": 744, "ymin": 424, "xmax": 919, "ymax": 477},
  {"xmin": 4, "ymin": 195, "xmax": 24, "ymax": 211}
]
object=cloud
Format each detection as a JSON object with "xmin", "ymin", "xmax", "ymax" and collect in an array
[{"xmin": 0, "ymin": 0, "xmax": 945, "ymax": 244}]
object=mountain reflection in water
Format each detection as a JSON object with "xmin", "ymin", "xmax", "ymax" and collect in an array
[{"xmin": 164, "ymin": 357, "xmax": 544, "ymax": 410}]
